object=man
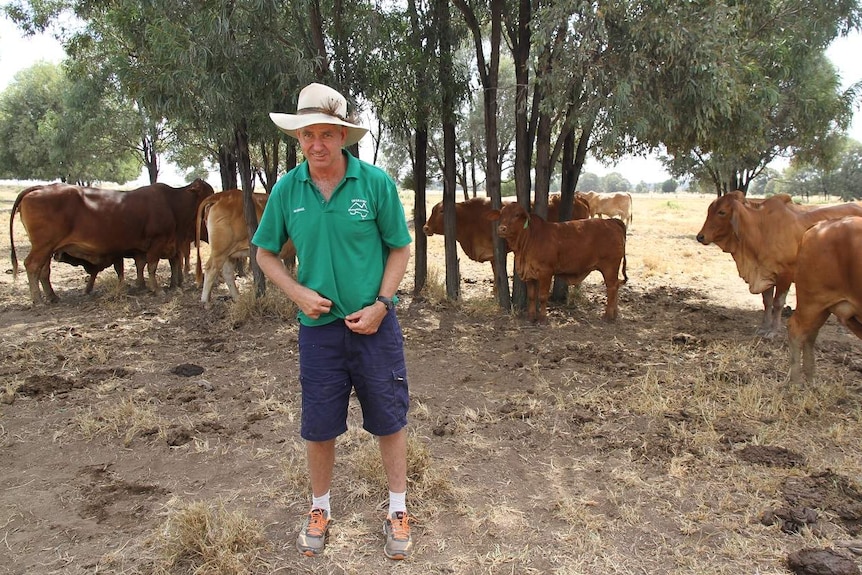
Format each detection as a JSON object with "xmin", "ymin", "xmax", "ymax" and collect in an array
[{"xmin": 252, "ymin": 83, "xmax": 414, "ymax": 560}]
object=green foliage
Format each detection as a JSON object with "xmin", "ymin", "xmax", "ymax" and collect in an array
[
  {"xmin": 577, "ymin": 172, "xmax": 601, "ymax": 192},
  {"xmin": 0, "ymin": 62, "xmax": 141, "ymax": 183},
  {"xmin": 501, "ymin": 178, "xmax": 516, "ymax": 197},
  {"xmin": 660, "ymin": 179, "xmax": 678, "ymax": 194},
  {"xmin": 783, "ymin": 138, "xmax": 862, "ymax": 200}
]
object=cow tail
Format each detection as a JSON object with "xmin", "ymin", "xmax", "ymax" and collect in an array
[
  {"xmin": 619, "ymin": 219, "xmax": 629, "ymax": 285},
  {"xmin": 195, "ymin": 195, "xmax": 217, "ymax": 284},
  {"xmin": 9, "ymin": 186, "xmax": 39, "ymax": 281},
  {"xmin": 621, "ymin": 254, "xmax": 628, "ymax": 284}
]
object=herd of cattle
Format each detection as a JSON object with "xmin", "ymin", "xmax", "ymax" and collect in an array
[{"xmin": 6, "ymin": 183, "xmax": 861, "ymax": 383}]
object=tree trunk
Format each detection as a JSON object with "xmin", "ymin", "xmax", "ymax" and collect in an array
[
  {"xmin": 259, "ymin": 137, "xmax": 280, "ymax": 193},
  {"xmin": 413, "ymin": 127, "xmax": 429, "ymax": 296},
  {"xmin": 436, "ymin": 0, "xmax": 460, "ymax": 301},
  {"xmin": 455, "ymin": 0, "xmax": 509, "ymax": 308},
  {"xmin": 142, "ymin": 135, "xmax": 159, "ymax": 183},
  {"xmin": 552, "ymin": 120, "xmax": 593, "ymax": 301},
  {"xmin": 218, "ymin": 144, "xmax": 238, "ymax": 191},
  {"xmin": 235, "ymin": 120, "xmax": 265, "ymax": 298},
  {"xmin": 506, "ymin": 0, "xmax": 533, "ymax": 312}
]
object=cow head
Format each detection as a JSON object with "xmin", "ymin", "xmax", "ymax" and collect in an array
[
  {"xmin": 696, "ymin": 190, "xmax": 746, "ymax": 249},
  {"xmin": 487, "ymin": 202, "xmax": 529, "ymax": 241},
  {"xmin": 423, "ymin": 201, "xmax": 444, "ymax": 236},
  {"xmin": 187, "ymin": 178, "xmax": 216, "ymax": 204}
]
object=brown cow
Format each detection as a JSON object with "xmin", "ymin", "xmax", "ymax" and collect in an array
[
  {"xmin": 788, "ymin": 216, "xmax": 862, "ymax": 384},
  {"xmin": 487, "ymin": 202, "xmax": 628, "ymax": 322},
  {"xmin": 422, "ymin": 195, "xmax": 589, "ymax": 281},
  {"xmin": 196, "ymin": 189, "xmax": 296, "ymax": 305},
  {"xmin": 696, "ymin": 191, "xmax": 862, "ymax": 337},
  {"xmin": 10, "ymin": 179, "xmax": 214, "ymax": 303}
]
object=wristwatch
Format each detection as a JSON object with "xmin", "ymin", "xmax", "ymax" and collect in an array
[{"xmin": 376, "ymin": 295, "xmax": 396, "ymax": 311}]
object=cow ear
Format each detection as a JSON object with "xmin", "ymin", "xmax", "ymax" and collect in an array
[
  {"xmin": 730, "ymin": 208, "xmax": 741, "ymax": 239},
  {"xmin": 486, "ymin": 210, "xmax": 500, "ymax": 221}
]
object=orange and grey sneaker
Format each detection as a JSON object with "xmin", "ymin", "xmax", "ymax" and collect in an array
[
  {"xmin": 296, "ymin": 508, "xmax": 330, "ymax": 556},
  {"xmin": 383, "ymin": 511, "xmax": 413, "ymax": 560}
]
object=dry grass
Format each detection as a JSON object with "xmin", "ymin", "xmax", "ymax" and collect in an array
[
  {"xmin": 74, "ymin": 397, "xmax": 168, "ymax": 447},
  {"xmin": 146, "ymin": 498, "xmax": 271, "ymax": 575},
  {"xmin": 225, "ymin": 286, "xmax": 297, "ymax": 326}
]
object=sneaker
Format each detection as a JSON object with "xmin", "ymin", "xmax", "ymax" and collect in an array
[
  {"xmin": 296, "ymin": 508, "xmax": 330, "ymax": 557},
  {"xmin": 383, "ymin": 511, "xmax": 413, "ymax": 560}
]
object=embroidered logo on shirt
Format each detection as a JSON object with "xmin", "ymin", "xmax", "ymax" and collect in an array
[
  {"xmin": 348, "ymin": 199, "xmax": 369, "ymax": 219},
  {"xmin": 293, "ymin": 207, "xmax": 305, "ymax": 214}
]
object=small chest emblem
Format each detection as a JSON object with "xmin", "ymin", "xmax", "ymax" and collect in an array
[{"xmin": 348, "ymin": 199, "xmax": 370, "ymax": 219}]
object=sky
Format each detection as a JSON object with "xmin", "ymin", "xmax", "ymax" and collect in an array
[{"xmin": 2, "ymin": 16, "xmax": 861, "ymax": 185}]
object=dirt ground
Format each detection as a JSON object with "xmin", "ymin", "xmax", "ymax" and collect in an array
[{"xmin": 2, "ymin": 188, "xmax": 862, "ymax": 575}]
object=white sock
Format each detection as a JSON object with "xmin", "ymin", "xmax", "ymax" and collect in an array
[
  {"xmin": 312, "ymin": 491, "xmax": 331, "ymax": 517},
  {"xmin": 388, "ymin": 490, "xmax": 407, "ymax": 516}
]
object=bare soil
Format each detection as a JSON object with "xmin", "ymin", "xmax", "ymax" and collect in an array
[{"xmin": 2, "ymin": 188, "xmax": 862, "ymax": 575}]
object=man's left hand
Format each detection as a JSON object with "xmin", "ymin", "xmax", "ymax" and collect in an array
[{"xmin": 344, "ymin": 302, "xmax": 387, "ymax": 334}]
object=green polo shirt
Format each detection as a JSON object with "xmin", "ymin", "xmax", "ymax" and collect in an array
[{"xmin": 252, "ymin": 151, "xmax": 411, "ymax": 326}]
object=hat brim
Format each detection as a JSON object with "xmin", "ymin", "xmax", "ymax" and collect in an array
[{"xmin": 270, "ymin": 112, "xmax": 368, "ymax": 147}]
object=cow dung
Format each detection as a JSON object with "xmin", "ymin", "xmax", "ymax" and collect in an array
[
  {"xmin": 787, "ymin": 548, "xmax": 860, "ymax": 575},
  {"xmin": 171, "ymin": 363, "xmax": 205, "ymax": 377}
]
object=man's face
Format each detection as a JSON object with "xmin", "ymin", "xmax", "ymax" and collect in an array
[{"xmin": 297, "ymin": 124, "xmax": 347, "ymax": 171}]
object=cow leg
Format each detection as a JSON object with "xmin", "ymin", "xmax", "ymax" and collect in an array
[
  {"xmin": 787, "ymin": 309, "xmax": 829, "ymax": 384},
  {"xmin": 38, "ymin": 264, "xmax": 59, "ymax": 302},
  {"xmin": 84, "ymin": 272, "xmax": 98, "ymax": 294},
  {"xmin": 222, "ymin": 259, "xmax": 241, "ymax": 300},
  {"xmin": 200, "ymin": 256, "xmax": 225, "ymax": 306},
  {"xmin": 133, "ymin": 255, "xmax": 147, "ymax": 289},
  {"xmin": 25, "ymin": 254, "xmax": 56, "ymax": 304},
  {"xmin": 169, "ymin": 256, "xmax": 183, "ymax": 288},
  {"xmin": 146, "ymin": 260, "xmax": 162, "ymax": 294},
  {"xmin": 601, "ymin": 274, "xmax": 621, "ymax": 321},
  {"xmin": 536, "ymin": 277, "xmax": 552, "ymax": 323},
  {"xmin": 113, "ymin": 259, "xmax": 125, "ymax": 284},
  {"xmin": 757, "ymin": 289, "xmax": 775, "ymax": 337},
  {"xmin": 524, "ymin": 280, "xmax": 538, "ymax": 322},
  {"xmin": 182, "ymin": 242, "xmax": 192, "ymax": 278}
]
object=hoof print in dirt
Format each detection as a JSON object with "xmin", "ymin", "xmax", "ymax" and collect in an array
[
  {"xmin": 171, "ymin": 363, "xmax": 205, "ymax": 377},
  {"xmin": 737, "ymin": 445, "xmax": 807, "ymax": 468},
  {"xmin": 787, "ymin": 548, "xmax": 859, "ymax": 575}
]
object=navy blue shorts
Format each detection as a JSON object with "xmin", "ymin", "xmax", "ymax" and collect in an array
[{"xmin": 298, "ymin": 310, "xmax": 409, "ymax": 441}]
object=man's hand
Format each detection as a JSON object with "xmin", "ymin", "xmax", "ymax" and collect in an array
[
  {"xmin": 295, "ymin": 288, "xmax": 332, "ymax": 319},
  {"xmin": 344, "ymin": 302, "xmax": 388, "ymax": 334}
]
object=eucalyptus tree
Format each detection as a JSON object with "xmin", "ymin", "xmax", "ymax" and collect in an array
[
  {"xmin": 642, "ymin": 0, "xmax": 862, "ymax": 195},
  {"xmin": 0, "ymin": 61, "xmax": 140, "ymax": 183},
  {"xmin": 784, "ymin": 138, "xmax": 862, "ymax": 200}
]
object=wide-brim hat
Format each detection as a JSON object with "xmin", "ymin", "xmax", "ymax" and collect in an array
[{"xmin": 270, "ymin": 83, "xmax": 368, "ymax": 147}]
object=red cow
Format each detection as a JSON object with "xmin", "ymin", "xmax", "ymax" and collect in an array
[
  {"xmin": 487, "ymin": 202, "xmax": 628, "ymax": 322},
  {"xmin": 696, "ymin": 191, "xmax": 862, "ymax": 337},
  {"xmin": 10, "ymin": 179, "xmax": 214, "ymax": 303},
  {"xmin": 788, "ymin": 216, "xmax": 862, "ymax": 384}
]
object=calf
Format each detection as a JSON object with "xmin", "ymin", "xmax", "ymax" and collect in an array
[
  {"xmin": 423, "ymin": 195, "xmax": 589, "ymax": 280},
  {"xmin": 788, "ymin": 216, "xmax": 862, "ymax": 384},
  {"xmin": 487, "ymin": 202, "xmax": 628, "ymax": 322},
  {"xmin": 196, "ymin": 189, "xmax": 296, "ymax": 305}
]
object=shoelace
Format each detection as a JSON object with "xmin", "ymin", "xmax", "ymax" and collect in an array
[
  {"xmin": 306, "ymin": 509, "xmax": 329, "ymax": 537},
  {"xmin": 388, "ymin": 512, "xmax": 411, "ymax": 541}
]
